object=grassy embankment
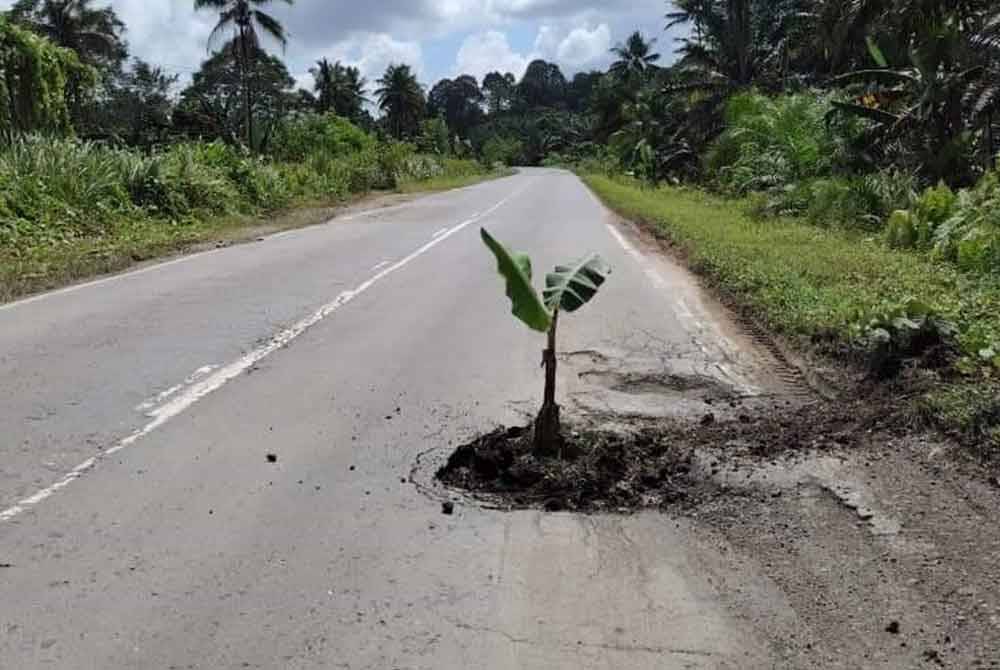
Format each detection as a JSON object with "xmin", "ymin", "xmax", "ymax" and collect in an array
[
  {"xmin": 0, "ymin": 132, "xmax": 506, "ymax": 303},
  {"xmin": 584, "ymin": 174, "xmax": 1000, "ymax": 459}
]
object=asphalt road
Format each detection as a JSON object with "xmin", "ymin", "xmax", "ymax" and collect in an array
[{"xmin": 1, "ymin": 169, "xmax": 796, "ymax": 669}]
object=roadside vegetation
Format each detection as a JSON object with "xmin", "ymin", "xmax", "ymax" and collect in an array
[
  {"xmin": 583, "ymin": 177, "xmax": 1000, "ymax": 458},
  {"xmin": 0, "ymin": 3, "xmax": 500, "ymax": 300},
  {"xmin": 4, "ymin": 0, "xmax": 1000, "ymax": 451}
]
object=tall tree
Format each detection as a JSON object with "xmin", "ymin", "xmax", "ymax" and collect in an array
[
  {"xmin": 517, "ymin": 60, "xmax": 567, "ymax": 109},
  {"xmin": 482, "ymin": 71, "xmax": 515, "ymax": 115},
  {"xmin": 194, "ymin": 0, "xmax": 293, "ymax": 148},
  {"xmin": 8, "ymin": 0, "xmax": 126, "ymax": 68},
  {"xmin": 9, "ymin": 0, "xmax": 125, "ymax": 119},
  {"xmin": 174, "ymin": 46, "xmax": 294, "ymax": 148},
  {"xmin": 93, "ymin": 59, "xmax": 177, "ymax": 146},
  {"xmin": 310, "ymin": 58, "xmax": 366, "ymax": 120},
  {"xmin": 310, "ymin": 58, "xmax": 367, "ymax": 121},
  {"xmin": 311, "ymin": 57, "xmax": 336, "ymax": 113},
  {"xmin": 375, "ymin": 63, "xmax": 425, "ymax": 139},
  {"xmin": 609, "ymin": 31, "xmax": 660, "ymax": 90},
  {"xmin": 0, "ymin": 14, "xmax": 94, "ymax": 138},
  {"xmin": 667, "ymin": 0, "xmax": 801, "ymax": 90},
  {"xmin": 567, "ymin": 71, "xmax": 602, "ymax": 113},
  {"xmin": 428, "ymin": 74, "xmax": 484, "ymax": 137}
]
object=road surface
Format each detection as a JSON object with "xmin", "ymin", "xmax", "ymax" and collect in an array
[{"xmin": 0, "ymin": 168, "xmax": 944, "ymax": 668}]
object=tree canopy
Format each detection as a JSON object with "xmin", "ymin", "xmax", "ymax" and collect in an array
[{"xmin": 0, "ymin": 15, "xmax": 94, "ymax": 138}]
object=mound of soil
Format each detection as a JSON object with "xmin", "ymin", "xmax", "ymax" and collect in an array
[{"xmin": 436, "ymin": 395, "xmax": 898, "ymax": 513}]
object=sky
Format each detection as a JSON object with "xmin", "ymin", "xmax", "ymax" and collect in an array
[{"xmin": 1, "ymin": 0, "xmax": 685, "ymax": 90}]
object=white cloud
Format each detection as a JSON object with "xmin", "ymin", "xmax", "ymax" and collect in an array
[
  {"xmin": 0, "ymin": 0, "xmax": 672, "ymax": 86},
  {"xmin": 556, "ymin": 23, "xmax": 611, "ymax": 67},
  {"xmin": 454, "ymin": 31, "xmax": 533, "ymax": 80},
  {"xmin": 305, "ymin": 33, "xmax": 424, "ymax": 88},
  {"xmin": 533, "ymin": 25, "xmax": 560, "ymax": 55},
  {"xmin": 452, "ymin": 21, "xmax": 611, "ymax": 83}
]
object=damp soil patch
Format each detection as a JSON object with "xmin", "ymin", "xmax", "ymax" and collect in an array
[{"xmin": 436, "ymin": 392, "xmax": 904, "ymax": 513}]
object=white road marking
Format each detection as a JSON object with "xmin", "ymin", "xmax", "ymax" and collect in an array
[
  {"xmin": 0, "ymin": 187, "xmax": 526, "ymax": 523},
  {"xmin": 370, "ymin": 261, "xmax": 391, "ymax": 272},
  {"xmin": 431, "ymin": 227, "xmax": 450, "ymax": 239},
  {"xmin": 604, "ymin": 224, "xmax": 669, "ymax": 291},
  {"xmin": 134, "ymin": 384, "xmax": 182, "ymax": 412},
  {"xmin": 604, "ymin": 221, "xmax": 761, "ymax": 398},
  {"xmin": 134, "ymin": 365, "xmax": 219, "ymax": 412},
  {"xmin": 0, "ymin": 251, "xmax": 223, "ymax": 313}
]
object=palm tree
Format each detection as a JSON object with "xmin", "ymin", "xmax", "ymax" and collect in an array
[
  {"xmin": 194, "ymin": 0, "xmax": 293, "ymax": 148},
  {"xmin": 609, "ymin": 31, "xmax": 660, "ymax": 89},
  {"xmin": 375, "ymin": 63, "xmax": 425, "ymax": 139},
  {"xmin": 311, "ymin": 59, "xmax": 367, "ymax": 120},
  {"xmin": 829, "ymin": 4, "xmax": 1000, "ymax": 184},
  {"xmin": 334, "ymin": 63, "xmax": 367, "ymax": 121},
  {"xmin": 670, "ymin": 0, "xmax": 832, "ymax": 92},
  {"xmin": 311, "ymin": 58, "xmax": 336, "ymax": 113},
  {"xmin": 9, "ymin": 0, "xmax": 126, "ymax": 68}
]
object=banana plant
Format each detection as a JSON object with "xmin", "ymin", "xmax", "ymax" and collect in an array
[{"xmin": 481, "ymin": 228, "xmax": 611, "ymax": 455}]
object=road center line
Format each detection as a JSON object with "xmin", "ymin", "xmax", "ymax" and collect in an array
[{"xmin": 0, "ymin": 187, "xmax": 525, "ymax": 523}]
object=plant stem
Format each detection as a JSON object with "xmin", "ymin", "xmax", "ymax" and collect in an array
[{"xmin": 534, "ymin": 308, "xmax": 562, "ymax": 456}]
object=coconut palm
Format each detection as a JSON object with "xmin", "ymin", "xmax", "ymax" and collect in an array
[
  {"xmin": 609, "ymin": 31, "xmax": 660, "ymax": 89},
  {"xmin": 311, "ymin": 59, "xmax": 368, "ymax": 121},
  {"xmin": 194, "ymin": 0, "xmax": 293, "ymax": 148},
  {"xmin": 375, "ymin": 63, "xmax": 425, "ymax": 139},
  {"xmin": 311, "ymin": 58, "xmax": 336, "ymax": 113}
]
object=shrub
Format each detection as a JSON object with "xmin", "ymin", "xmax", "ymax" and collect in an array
[
  {"xmin": 879, "ymin": 171, "xmax": 1000, "ymax": 272},
  {"xmin": 269, "ymin": 114, "xmax": 375, "ymax": 163},
  {"xmin": 0, "ymin": 136, "xmax": 136, "ymax": 244},
  {"xmin": 0, "ymin": 133, "xmax": 488, "ymax": 254},
  {"xmin": 709, "ymin": 91, "xmax": 860, "ymax": 196},
  {"xmin": 801, "ymin": 170, "xmax": 917, "ymax": 230},
  {"xmin": 481, "ymin": 136, "xmax": 523, "ymax": 167},
  {"xmin": 417, "ymin": 118, "xmax": 450, "ymax": 155}
]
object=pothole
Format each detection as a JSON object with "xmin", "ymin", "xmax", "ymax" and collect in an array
[
  {"xmin": 434, "ymin": 393, "xmax": 892, "ymax": 514},
  {"xmin": 578, "ymin": 370, "xmax": 726, "ymax": 395}
]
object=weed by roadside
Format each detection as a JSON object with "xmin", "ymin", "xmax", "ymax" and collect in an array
[
  {"xmin": 0, "ymin": 132, "xmax": 502, "ymax": 302},
  {"xmin": 583, "ymin": 174, "xmax": 1000, "ymax": 461}
]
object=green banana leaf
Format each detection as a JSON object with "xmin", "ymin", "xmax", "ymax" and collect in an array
[
  {"xmin": 543, "ymin": 254, "xmax": 612, "ymax": 313},
  {"xmin": 480, "ymin": 228, "xmax": 553, "ymax": 333}
]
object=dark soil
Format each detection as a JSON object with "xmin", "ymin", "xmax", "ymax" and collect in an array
[{"xmin": 436, "ymin": 387, "xmax": 905, "ymax": 513}]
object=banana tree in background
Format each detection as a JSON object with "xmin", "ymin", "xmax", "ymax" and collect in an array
[
  {"xmin": 829, "ymin": 11, "xmax": 996, "ymax": 186},
  {"xmin": 481, "ymin": 229, "xmax": 611, "ymax": 456}
]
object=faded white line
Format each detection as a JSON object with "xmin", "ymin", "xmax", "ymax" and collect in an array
[
  {"xmin": 134, "ymin": 365, "xmax": 219, "ymax": 412},
  {"xmin": 370, "ymin": 261, "xmax": 391, "ymax": 272},
  {"xmin": 605, "ymin": 224, "xmax": 669, "ymax": 292},
  {"xmin": 604, "ymin": 221, "xmax": 760, "ymax": 398},
  {"xmin": 0, "ymin": 251, "xmax": 224, "ymax": 313},
  {"xmin": 0, "ymin": 187, "xmax": 525, "ymax": 523},
  {"xmin": 431, "ymin": 227, "xmax": 450, "ymax": 239}
]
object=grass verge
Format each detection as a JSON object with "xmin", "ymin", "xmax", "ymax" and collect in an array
[
  {"xmin": 583, "ymin": 174, "xmax": 1000, "ymax": 460},
  {"xmin": 0, "ymin": 170, "xmax": 508, "ymax": 304}
]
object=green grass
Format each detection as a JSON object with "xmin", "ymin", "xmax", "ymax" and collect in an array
[
  {"xmin": 0, "ymin": 167, "xmax": 496, "ymax": 304},
  {"xmin": 583, "ymin": 174, "xmax": 1000, "ymax": 458},
  {"xmin": 0, "ymin": 200, "xmax": 339, "ymax": 302}
]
